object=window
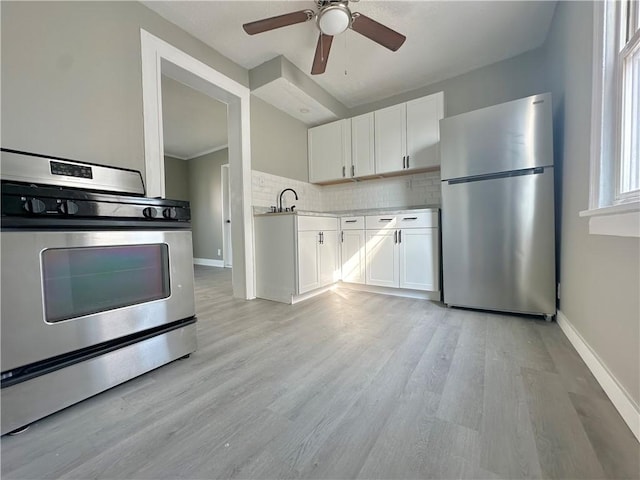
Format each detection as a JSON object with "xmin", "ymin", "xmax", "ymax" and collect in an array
[
  {"xmin": 617, "ymin": 0, "xmax": 639, "ymax": 201},
  {"xmin": 583, "ymin": 1, "xmax": 640, "ymax": 237}
]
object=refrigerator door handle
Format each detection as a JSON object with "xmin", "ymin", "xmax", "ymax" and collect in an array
[{"xmin": 447, "ymin": 167, "xmax": 545, "ymax": 185}]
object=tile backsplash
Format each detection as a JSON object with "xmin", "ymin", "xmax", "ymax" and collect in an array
[
  {"xmin": 252, "ymin": 171, "xmax": 324, "ymax": 211},
  {"xmin": 252, "ymin": 170, "xmax": 441, "ymax": 212}
]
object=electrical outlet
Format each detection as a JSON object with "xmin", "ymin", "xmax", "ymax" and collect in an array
[{"xmin": 217, "ymin": 249, "xmax": 221, "ymax": 256}]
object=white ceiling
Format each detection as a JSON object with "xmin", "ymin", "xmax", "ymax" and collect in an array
[
  {"xmin": 144, "ymin": 1, "xmax": 556, "ymax": 109},
  {"xmin": 151, "ymin": 1, "xmax": 557, "ymax": 156},
  {"xmin": 161, "ymin": 75, "xmax": 228, "ymax": 159}
]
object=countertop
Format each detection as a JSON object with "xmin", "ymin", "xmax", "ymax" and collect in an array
[{"xmin": 253, "ymin": 205, "xmax": 440, "ymax": 217}]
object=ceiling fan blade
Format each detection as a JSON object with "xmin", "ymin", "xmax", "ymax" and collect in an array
[
  {"xmin": 243, "ymin": 10, "xmax": 313, "ymax": 35},
  {"xmin": 311, "ymin": 34, "xmax": 333, "ymax": 75},
  {"xmin": 350, "ymin": 13, "xmax": 406, "ymax": 51}
]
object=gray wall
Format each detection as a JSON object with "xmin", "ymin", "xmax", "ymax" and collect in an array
[
  {"xmin": 350, "ymin": 46, "xmax": 548, "ymax": 118},
  {"xmin": 544, "ymin": 2, "xmax": 640, "ymax": 406},
  {"xmin": 163, "ymin": 155, "xmax": 189, "ymax": 201},
  {"xmin": 188, "ymin": 149, "xmax": 228, "ymax": 261},
  {"xmin": 250, "ymin": 96, "xmax": 309, "ymax": 182},
  {"xmin": 1, "ymin": 1, "xmax": 246, "ymax": 177}
]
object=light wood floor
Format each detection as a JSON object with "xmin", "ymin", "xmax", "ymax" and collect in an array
[{"xmin": 2, "ymin": 266, "xmax": 638, "ymax": 479}]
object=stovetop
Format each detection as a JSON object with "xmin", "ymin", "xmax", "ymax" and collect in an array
[{"xmin": 0, "ymin": 149, "xmax": 190, "ymax": 226}]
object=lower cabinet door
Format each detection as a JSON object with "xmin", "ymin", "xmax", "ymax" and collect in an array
[
  {"xmin": 365, "ymin": 230, "xmax": 399, "ymax": 287},
  {"xmin": 341, "ymin": 230, "xmax": 365, "ymax": 284},
  {"xmin": 298, "ymin": 231, "xmax": 320, "ymax": 294},
  {"xmin": 319, "ymin": 231, "xmax": 339, "ymax": 287},
  {"xmin": 399, "ymin": 228, "xmax": 438, "ymax": 291}
]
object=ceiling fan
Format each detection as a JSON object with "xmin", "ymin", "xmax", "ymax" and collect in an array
[{"xmin": 242, "ymin": 0, "xmax": 406, "ymax": 75}]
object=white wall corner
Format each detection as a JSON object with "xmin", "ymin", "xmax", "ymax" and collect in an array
[{"xmin": 557, "ymin": 310, "xmax": 640, "ymax": 441}]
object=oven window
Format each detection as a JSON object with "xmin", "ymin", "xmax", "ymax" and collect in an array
[{"xmin": 41, "ymin": 244, "xmax": 170, "ymax": 323}]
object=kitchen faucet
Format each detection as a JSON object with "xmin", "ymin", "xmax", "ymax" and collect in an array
[{"xmin": 278, "ymin": 188, "xmax": 298, "ymax": 212}]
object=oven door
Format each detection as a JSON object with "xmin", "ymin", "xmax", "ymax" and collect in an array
[{"xmin": 1, "ymin": 230, "xmax": 195, "ymax": 372}]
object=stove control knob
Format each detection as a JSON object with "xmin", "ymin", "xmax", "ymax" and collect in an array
[
  {"xmin": 163, "ymin": 207, "xmax": 177, "ymax": 219},
  {"xmin": 23, "ymin": 198, "xmax": 46, "ymax": 214},
  {"xmin": 58, "ymin": 200, "xmax": 79, "ymax": 215},
  {"xmin": 143, "ymin": 207, "xmax": 158, "ymax": 219}
]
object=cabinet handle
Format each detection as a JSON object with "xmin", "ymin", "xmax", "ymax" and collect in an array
[
  {"xmin": 406, "ymin": 155, "xmax": 410, "ymax": 168},
  {"xmin": 319, "ymin": 231, "xmax": 323, "ymax": 244},
  {"xmin": 402, "ymin": 217, "xmax": 418, "ymax": 221},
  {"xmin": 402, "ymin": 156, "xmax": 406, "ymax": 169},
  {"xmin": 394, "ymin": 230, "xmax": 398, "ymax": 244},
  {"xmin": 345, "ymin": 220, "xmax": 357, "ymax": 223},
  {"xmin": 398, "ymin": 230, "xmax": 402, "ymax": 243},
  {"xmin": 341, "ymin": 231, "xmax": 344, "ymax": 243},
  {"xmin": 342, "ymin": 166, "xmax": 346, "ymax": 177},
  {"xmin": 379, "ymin": 218, "xmax": 393, "ymax": 222},
  {"xmin": 351, "ymin": 165, "xmax": 355, "ymax": 177}
]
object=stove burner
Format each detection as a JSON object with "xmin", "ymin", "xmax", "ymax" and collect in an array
[{"xmin": 1, "ymin": 149, "xmax": 190, "ymax": 227}]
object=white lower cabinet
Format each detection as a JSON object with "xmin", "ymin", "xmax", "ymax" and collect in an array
[
  {"xmin": 297, "ymin": 230, "xmax": 321, "ymax": 294},
  {"xmin": 365, "ymin": 229, "xmax": 399, "ymax": 287},
  {"xmin": 297, "ymin": 228, "xmax": 339, "ymax": 295},
  {"xmin": 399, "ymin": 228, "xmax": 438, "ymax": 291},
  {"xmin": 341, "ymin": 229, "xmax": 366, "ymax": 284},
  {"xmin": 340, "ymin": 216, "xmax": 366, "ymax": 284},
  {"xmin": 254, "ymin": 214, "xmax": 338, "ymax": 303},
  {"xmin": 361, "ymin": 210, "xmax": 440, "ymax": 293},
  {"xmin": 319, "ymin": 231, "xmax": 339, "ymax": 288},
  {"xmin": 255, "ymin": 210, "xmax": 438, "ymax": 304}
]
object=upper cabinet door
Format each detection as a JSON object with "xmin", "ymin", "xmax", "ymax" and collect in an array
[
  {"xmin": 374, "ymin": 104, "xmax": 406, "ymax": 174},
  {"xmin": 308, "ymin": 119, "xmax": 350, "ymax": 184},
  {"xmin": 351, "ymin": 113, "xmax": 375, "ymax": 178},
  {"xmin": 405, "ymin": 92, "xmax": 444, "ymax": 170}
]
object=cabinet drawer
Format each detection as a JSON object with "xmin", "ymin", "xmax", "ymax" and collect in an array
[
  {"xmin": 397, "ymin": 211, "xmax": 439, "ymax": 228},
  {"xmin": 340, "ymin": 216, "xmax": 365, "ymax": 230},
  {"xmin": 297, "ymin": 216, "xmax": 338, "ymax": 232},
  {"xmin": 365, "ymin": 214, "xmax": 399, "ymax": 230},
  {"xmin": 365, "ymin": 211, "xmax": 439, "ymax": 230}
]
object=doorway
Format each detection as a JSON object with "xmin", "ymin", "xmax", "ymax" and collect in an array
[{"xmin": 140, "ymin": 29, "xmax": 254, "ymax": 299}]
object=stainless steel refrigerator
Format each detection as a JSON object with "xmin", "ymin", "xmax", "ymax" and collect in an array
[{"xmin": 440, "ymin": 93, "xmax": 556, "ymax": 319}]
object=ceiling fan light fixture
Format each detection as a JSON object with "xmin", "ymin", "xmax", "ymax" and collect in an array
[{"xmin": 317, "ymin": 5, "xmax": 351, "ymax": 36}]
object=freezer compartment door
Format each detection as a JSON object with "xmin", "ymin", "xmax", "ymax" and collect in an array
[
  {"xmin": 440, "ymin": 93, "xmax": 553, "ymax": 180},
  {"xmin": 442, "ymin": 168, "xmax": 556, "ymax": 315}
]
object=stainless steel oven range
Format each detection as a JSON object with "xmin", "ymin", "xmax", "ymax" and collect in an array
[{"xmin": 0, "ymin": 149, "xmax": 197, "ymax": 435}]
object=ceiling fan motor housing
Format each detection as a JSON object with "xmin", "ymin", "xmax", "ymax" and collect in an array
[
  {"xmin": 317, "ymin": 3, "xmax": 351, "ymax": 36},
  {"xmin": 316, "ymin": 1, "xmax": 352, "ymax": 36}
]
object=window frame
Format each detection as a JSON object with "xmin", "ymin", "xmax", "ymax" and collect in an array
[
  {"xmin": 583, "ymin": 1, "xmax": 640, "ymax": 237},
  {"xmin": 615, "ymin": 0, "xmax": 640, "ymax": 203}
]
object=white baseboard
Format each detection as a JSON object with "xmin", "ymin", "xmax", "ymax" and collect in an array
[
  {"xmin": 193, "ymin": 258, "xmax": 224, "ymax": 268},
  {"xmin": 557, "ymin": 310, "xmax": 640, "ymax": 441}
]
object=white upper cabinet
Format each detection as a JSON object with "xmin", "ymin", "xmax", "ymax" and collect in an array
[
  {"xmin": 374, "ymin": 104, "xmax": 407, "ymax": 175},
  {"xmin": 351, "ymin": 112, "xmax": 376, "ymax": 178},
  {"xmin": 308, "ymin": 92, "xmax": 443, "ymax": 183},
  {"xmin": 375, "ymin": 92, "xmax": 444, "ymax": 174},
  {"xmin": 308, "ymin": 119, "xmax": 351, "ymax": 184},
  {"xmin": 405, "ymin": 93, "xmax": 444, "ymax": 170}
]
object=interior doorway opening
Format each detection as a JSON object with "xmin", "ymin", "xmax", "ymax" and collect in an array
[{"xmin": 140, "ymin": 29, "xmax": 254, "ymax": 299}]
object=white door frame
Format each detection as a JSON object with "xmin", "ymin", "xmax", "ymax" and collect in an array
[
  {"xmin": 140, "ymin": 29, "xmax": 254, "ymax": 299},
  {"xmin": 221, "ymin": 163, "xmax": 232, "ymax": 268}
]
